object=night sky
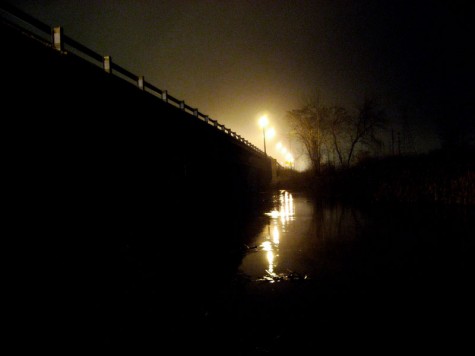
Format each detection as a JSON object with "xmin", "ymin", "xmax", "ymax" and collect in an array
[{"xmin": 8, "ymin": 0, "xmax": 474, "ymax": 164}]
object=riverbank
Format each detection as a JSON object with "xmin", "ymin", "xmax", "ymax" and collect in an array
[{"xmin": 273, "ymin": 148, "xmax": 475, "ymax": 206}]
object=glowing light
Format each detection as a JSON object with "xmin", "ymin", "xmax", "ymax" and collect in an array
[
  {"xmin": 276, "ymin": 142, "xmax": 283, "ymax": 151},
  {"xmin": 266, "ymin": 127, "xmax": 276, "ymax": 139},
  {"xmin": 272, "ymin": 190, "xmax": 295, "ymax": 224},
  {"xmin": 261, "ymin": 240, "xmax": 272, "ymax": 251},
  {"xmin": 258, "ymin": 115, "xmax": 269, "ymax": 128},
  {"xmin": 280, "ymin": 207, "xmax": 285, "ymax": 223},
  {"xmin": 244, "ymin": 190, "xmax": 297, "ymax": 282},
  {"xmin": 266, "ymin": 250, "xmax": 275, "ymax": 274},
  {"xmin": 265, "ymin": 210, "xmax": 280, "ymax": 218},
  {"xmin": 288, "ymin": 194, "xmax": 294, "ymax": 218}
]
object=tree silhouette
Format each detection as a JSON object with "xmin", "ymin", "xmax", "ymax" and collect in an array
[{"xmin": 286, "ymin": 96, "xmax": 386, "ymax": 171}]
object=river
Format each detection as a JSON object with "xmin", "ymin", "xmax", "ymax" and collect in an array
[{"xmin": 90, "ymin": 189, "xmax": 474, "ymax": 354}]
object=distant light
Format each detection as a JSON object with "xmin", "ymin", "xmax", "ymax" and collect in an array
[
  {"xmin": 267, "ymin": 127, "xmax": 276, "ymax": 139},
  {"xmin": 258, "ymin": 115, "xmax": 269, "ymax": 128},
  {"xmin": 276, "ymin": 142, "xmax": 283, "ymax": 151},
  {"xmin": 265, "ymin": 210, "xmax": 280, "ymax": 218}
]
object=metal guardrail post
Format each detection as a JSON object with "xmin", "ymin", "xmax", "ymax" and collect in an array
[
  {"xmin": 103, "ymin": 55, "xmax": 112, "ymax": 73},
  {"xmin": 138, "ymin": 76, "xmax": 144, "ymax": 90},
  {"xmin": 193, "ymin": 109, "xmax": 198, "ymax": 117},
  {"xmin": 180, "ymin": 101, "xmax": 185, "ymax": 110},
  {"xmin": 162, "ymin": 90, "xmax": 167, "ymax": 102},
  {"xmin": 52, "ymin": 26, "xmax": 63, "ymax": 51},
  {"xmin": 205, "ymin": 115, "xmax": 209, "ymax": 123}
]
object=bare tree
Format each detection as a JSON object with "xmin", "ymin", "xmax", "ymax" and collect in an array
[
  {"xmin": 286, "ymin": 96, "xmax": 386, "ymax": 171},
  {"xmin": 326, "ymin": 105, "xmax": 351, "ymax": 167},
  {"xmin": 286, "ymin": 106, "xmax": 320, "ymax": 173},
  {"xmin": 345, "ymin": 98, "xmax": 386, "ymax": 166},
  {"xmin": 286, "ymin": 98, "xmax": 329, "ymax": 174}
]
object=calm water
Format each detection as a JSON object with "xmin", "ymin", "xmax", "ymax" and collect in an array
[
  {"xmin": 92, "ymin": 189, "xmax": 474, "ymax": 354},
  {"xmin": 239, "ymin": 190, "xmax": 365, "ymax": 282}
]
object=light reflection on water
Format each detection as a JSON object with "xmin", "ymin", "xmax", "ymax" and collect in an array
[
  {"xmin": 240, "ymin": 190, "xmax": 305, "ymax": 282},
  {"xmin": 239, "ymin": 189, "xmax": 367, "ymax": 282},
  {"xmin": 102, "ymin": 187, "xmax": 474, "ymax": 352}
]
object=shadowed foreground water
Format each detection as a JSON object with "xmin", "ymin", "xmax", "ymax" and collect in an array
[{"xmin": 87, "ymin": 189, "xmax": 474, "ymax": 354}]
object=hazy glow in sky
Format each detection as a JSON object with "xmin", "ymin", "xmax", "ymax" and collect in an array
[{"xmin": 9, "ymin": 0, "xmax": 474, "ymax": 162}]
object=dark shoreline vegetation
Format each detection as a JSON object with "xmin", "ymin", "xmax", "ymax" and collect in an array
[{"xmin": 272, "ymin": 148, "xmax": 475, "ymax": 206}]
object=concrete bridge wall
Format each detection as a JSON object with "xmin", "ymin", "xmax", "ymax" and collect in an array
[
  {"xmin": 1, "ymin": 20, "xmax": 276, "ymax": 252},
  {"xmin": 2, "ymin": 20, "xmax": 272, "ymax": 222}
]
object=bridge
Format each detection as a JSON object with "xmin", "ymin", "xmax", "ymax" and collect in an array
[{"xmin": 1, "ymin": 4, "xmax": 282, "ymax": 230}]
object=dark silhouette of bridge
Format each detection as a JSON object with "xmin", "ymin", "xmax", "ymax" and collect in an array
[
  {"xmin": 1, "ymin": 6, "xmax": 287, "ymax": 350},
  {"xmin": 1, "ymin": 4, "xmax": 279, "ymax": 226}
]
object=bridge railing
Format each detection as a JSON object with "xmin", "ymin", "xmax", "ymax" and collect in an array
[{"xmin": 0, "ymin": 2, "xmax": 263, "ymax": 154}]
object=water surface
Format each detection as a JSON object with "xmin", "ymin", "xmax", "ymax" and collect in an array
[{"xmin": 92, "ymin": 189, "xmax": 474, "ymax": 354}]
